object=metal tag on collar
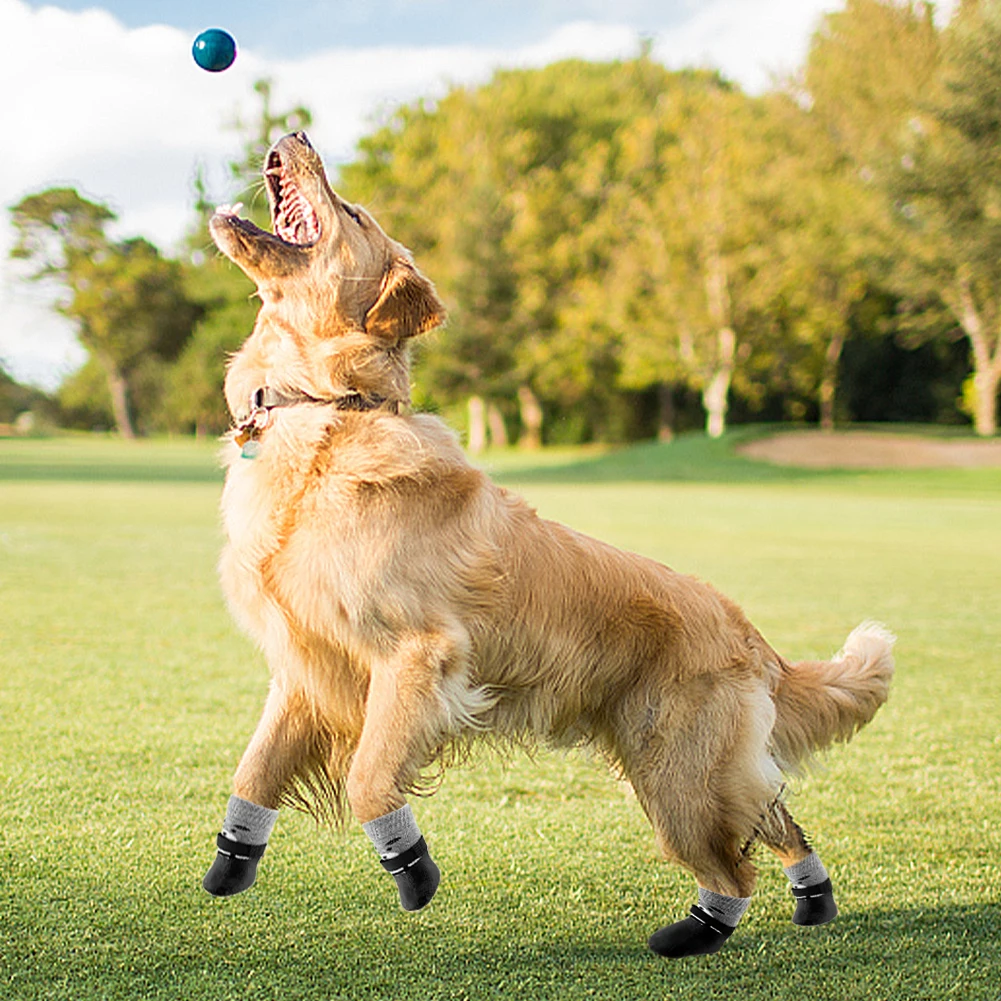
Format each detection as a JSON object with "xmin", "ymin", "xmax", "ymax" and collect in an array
[{"xmin": 233, "ymin": 422, "xmax": 254, "ymax": 447}]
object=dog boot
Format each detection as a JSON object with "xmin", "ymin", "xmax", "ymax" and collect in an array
[
  {"xmin": 203, "ymin": 834, "xmax": 267, "ymax": 896},
  {"xmin": 648, "ymin": 906, "xmax": 735, "ymax": 958},
  {"xmin": 791, "ymin": 878, "xmax": 838, "ymax": 926},
  {"xmin": 379, "ymin": 836, "xmax": 440, "ymax": 911}
]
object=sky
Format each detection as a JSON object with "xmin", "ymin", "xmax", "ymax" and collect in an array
[{"xmin": 0, "ymin": 0, "xmax": 956, "ymax": 390}]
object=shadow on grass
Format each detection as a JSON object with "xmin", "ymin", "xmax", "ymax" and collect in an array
[
  {"xmin": 3, "ymin": 871, "xmax": 997, "ymax": 1001},
  {"xmin": 219, "ymin": 902, "xmax": 1001, "ymax": 1001}
]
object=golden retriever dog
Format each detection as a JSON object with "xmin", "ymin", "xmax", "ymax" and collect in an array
[{"xmin": 202, "ymin": 131, "xmax": 894, "ymax": 958}]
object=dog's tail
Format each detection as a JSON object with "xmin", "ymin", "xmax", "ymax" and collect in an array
[{"xmin": 770, "ymin": 621, "xmax": 895, "ymax": 773}]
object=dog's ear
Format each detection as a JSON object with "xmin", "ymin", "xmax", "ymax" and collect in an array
[{"xmin": 364, "ymin": 259, "xmax": 445, "ymax": 342}]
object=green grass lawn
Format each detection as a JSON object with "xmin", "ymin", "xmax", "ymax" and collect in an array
[{"xmin": 1, "ymin": 431, "xmax": 999, "ymax": 1000}]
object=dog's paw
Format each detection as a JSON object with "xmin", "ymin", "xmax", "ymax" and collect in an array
[
  {"xmin": 648, "ymin": 906, "xmax": 735, "ymax": 958},
  {"xmin": 791, "ymin": 878, "xmax": 838, "ymax": 926},
  {"xmin": 202, "ymin": 834, "xmax": 267, "ymax": 897},
  {"xmin": 380, "ymin": 836, "xmax": 440, "ymax": 911}
]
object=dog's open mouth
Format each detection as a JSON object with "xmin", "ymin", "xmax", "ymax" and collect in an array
[{"xmin": 264, "ymin": 150, "xmax": 322, "ymax": 246}]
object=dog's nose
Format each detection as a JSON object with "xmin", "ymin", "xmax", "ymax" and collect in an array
[{"xmin": 294, "ymin": 131, "xmax": 312, "ymax": 148}]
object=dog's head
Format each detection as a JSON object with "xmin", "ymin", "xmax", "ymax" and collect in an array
[{"xmin": 210, "ymin": 131, "xmax": 444, "ymax": 413}]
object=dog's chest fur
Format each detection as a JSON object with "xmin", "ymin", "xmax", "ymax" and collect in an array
[{"xmin": 217, "ymin": 408, "xmax": 491, "ymax": 663}]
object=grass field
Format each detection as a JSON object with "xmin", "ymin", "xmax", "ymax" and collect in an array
[{"xmin": 1, "ymin": 430, "xmax": 999, "ymax": 1000}]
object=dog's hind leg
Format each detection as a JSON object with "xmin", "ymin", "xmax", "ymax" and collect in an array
[
  {"xmin": 619, "ymin": 677, "xmax": 781, "ymax": 958},
  {"xmin": 759, "ymin": 800, "xmax": 838, "ymax": 926},
  {"xmin": 633, "ymin": 766, "xmax": 760, "ymax": 958}
]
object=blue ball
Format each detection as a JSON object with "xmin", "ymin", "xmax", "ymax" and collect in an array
[{"xmin": 192, "ymin": 28, "xmax": 237, "ymax": 72}]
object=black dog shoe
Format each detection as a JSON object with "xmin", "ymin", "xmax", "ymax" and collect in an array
[
  {"xmin": 380, "ymin": 836, "xmax": 440, "ymax": 911},
  {"xmin": 791, "ymin": 878, "xmax": 838, "ymax": 926},
  {"xmin": 648, "ymin": 905, "xmax": 735, "ymax": 958},
  {"xmin": 202, "ymin": 833, "xmax": 267, "ymax": 897}
]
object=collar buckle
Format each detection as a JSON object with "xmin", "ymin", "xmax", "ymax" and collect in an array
[{"xmin": 234, "ymin": 404, "xmax": 269, "ymax": 447}]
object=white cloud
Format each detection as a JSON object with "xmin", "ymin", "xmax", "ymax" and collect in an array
[
  {"xmin": 655, "ymin": 0, "xmax": 959, "ymax": 93},
  {"xmin": 265, "ymin": 22, "xmax": 644, "ymax": 169},
  {"xmin": 1, "ymin": 0, "xmax": 262, "ymax": 388},
  {"xmin": 0, "ymin": 0, "xmax": 889, "ymax": 391},
  {"xmin": 0, "ymin": 299, "xmax": 87, "ymax": 389},
  {"xmin": 654, "ymin": 0, "xmax": 843, "ymax": 91}
]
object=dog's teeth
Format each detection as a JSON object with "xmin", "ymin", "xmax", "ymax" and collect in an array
[{"xmin": 273, "ymin": 190, "xmax": 319, "ymax": 245}]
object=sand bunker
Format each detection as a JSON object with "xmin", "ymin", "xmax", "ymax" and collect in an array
[{"xmin": 738, "ymin": 430, "xmax": 1001, "ymax": 469}]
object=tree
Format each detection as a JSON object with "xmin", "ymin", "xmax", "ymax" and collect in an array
[
  {"xmin": 55, "ymin": 357, "xmax": 113, "ymax": 430},
  {"xmin": 338, "ymin": 38, "xmax": 982, "ymax": 444},
  {"xmin": 803, "ymin": 0, "xmax": 940, "ymax": 184},
  {"xmin": 605, "ymin": 75, "xmax": 775, "ymax": 438},
  {"xmin": 9, "ymin": 188, "xmax": 199, "ymax": 437},
  {"xmin": 0, "ymin": 364, "xmax": 52, "ymax": 426},
  {"xmin": 342, "ymin": 77, "xmax": 541, "ymax": 446},
  {"xmin": 800, "ymin": 1, "xmax": 961, "ymax": 428},
  {"xmin": 503, "ymin": 56, "xmax": 677, "ymax": 443},
  {"xmin": 341, "ymin": 57, "xmax": 678, "ymax": 445},
  {"xmin": 605, "ymin": 68, "xmax": 889, "ymax": 437},
  {"xmin": 430, "ymin": 179, "xmax": 519, "ymax": 451},
  {"xmin": 891, "ymin": 0, "xmax": 1001, "ymax": 434},
  {"xmin": 348, "ymin": 93, "xmax": 521, "ymax": 450},
  {"xmin": 739, "ymin": 93, "xmax": 882, "ymax": 430},
  {"xmin": 164, "ymin": 270, "xmax": 257, "ymax": 436}
]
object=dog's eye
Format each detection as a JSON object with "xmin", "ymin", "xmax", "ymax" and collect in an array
[{"xmin": 343, "ymin": 204, "xmax": 363, "ymax": 226}]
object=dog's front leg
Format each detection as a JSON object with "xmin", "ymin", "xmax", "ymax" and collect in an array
[
  {"xmin": 203, "ymin": 682, "xmax": 316, "ymax": 897},
  {"xmin": 347, "ymin": 634, "xmax": 461, "ymax": 911}
]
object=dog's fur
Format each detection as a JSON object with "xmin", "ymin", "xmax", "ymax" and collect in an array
[{"xmin": 209, "ymin": 132, "xmax": 894, "ymax": 911}]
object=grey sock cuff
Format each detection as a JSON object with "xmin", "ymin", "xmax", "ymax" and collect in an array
[
  {"xmin": 783, "ymin": 851, "xmax": 829, "ymax": 888},
  {"xmin": 696, "ymin": 887, "xmax": 752, "ymax": 928},
  {"xmin": 222, "ymin": 795, "xmax": 279, "ymax": 846},
  {"xmin": 362, "ymin": 803, "xmax": 421, "ymax": 859}
]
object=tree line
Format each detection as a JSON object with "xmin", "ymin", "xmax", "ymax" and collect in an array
[{"xmin": 6, "ymin": 1, "xmax": 1001, "ymax": 442}]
